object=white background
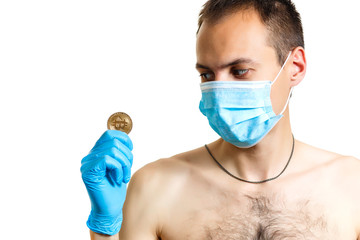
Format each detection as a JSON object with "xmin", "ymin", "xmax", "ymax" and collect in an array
[{"xmin": 0, "ymin": 0, "xmax": 359, "ymax": 239}]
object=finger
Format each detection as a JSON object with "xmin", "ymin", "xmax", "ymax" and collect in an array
[
  {"xmin": 111, "ymin": 148, "xmax": 131, "ymax": 183},
  {"xmin": 90, "ymin": 138, "xmax": 133, "ymax": 166},
  {"xmin": 104, "ymin": 155, "xmax": 123, "ymax": 185},
  {"xmin": 80, "ymin": 156, "xmax": 107, "ymax": 183},
  {"xmin": 94, "ymin": 130, "xmax": 133, "ymax": 151},
  {"xmin": 86, "ymin": 147, "xmax": 132, "ymax": 182},
  {"xmin": 109, "ymin": 148, "xmax": 131, "ymax": 183}
]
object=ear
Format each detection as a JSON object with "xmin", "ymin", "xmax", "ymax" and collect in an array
[{"xmin": 289, "ymin": 47, "xmax": 306, "ymax": 87}]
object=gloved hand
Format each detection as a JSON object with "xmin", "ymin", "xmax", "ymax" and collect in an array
[{"xmin": 81, "ymin": 130, "xmax": 133, "ymax": 235}]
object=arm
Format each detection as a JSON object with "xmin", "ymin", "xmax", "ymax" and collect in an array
[
  {"xmin": 118, "ymin": 165, "xmax": 162, "ymax": 240},
  {"xmin": 89, "ymin": 164, "xmax": 161, "ymax": 240},
  {"xmin": 90, "ymin": 231, "xmax": 119, "ymax": 240},
  {"xmin": 346, "ymin": 157, "xmax": 360, "ymax": 240}
]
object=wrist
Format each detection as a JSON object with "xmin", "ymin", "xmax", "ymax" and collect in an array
[
  {"xmin": 87, "ymin": 210, "xmax": 123, "ymax": 236},
  {"xmin": 90, "ymin": 230, "xmax": 119, "ymax": 240}
]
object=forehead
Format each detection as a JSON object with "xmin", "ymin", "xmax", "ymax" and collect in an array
[{"xmin": 196, "ymin": 9, "xmax": 274, "ymax": 67}]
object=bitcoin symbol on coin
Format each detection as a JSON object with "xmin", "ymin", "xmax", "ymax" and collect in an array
[{"xmin": 107, "ymin": 112, "xmax": 133, "ymax": 134}]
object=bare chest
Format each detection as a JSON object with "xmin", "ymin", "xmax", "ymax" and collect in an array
[
  {"xmin": 157, "ymin": 155, "xmax": 359, "ymax": 240},
  {"xmin": 158, "ymin": 173, "xmax": 358, "ymax": 240},
  {"xmin": 161, "ymin": 196, "xmax": 340, "ymax": 240}
]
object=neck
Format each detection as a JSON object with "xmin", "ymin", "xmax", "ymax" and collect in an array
[{"xmin": 212, "ymin": 111, "xmax": 294, "ymax": 183}]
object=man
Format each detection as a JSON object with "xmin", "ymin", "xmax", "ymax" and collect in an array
[{"xmin": 82, "ymin": 0, "xmax": 360, "ymax": 239}]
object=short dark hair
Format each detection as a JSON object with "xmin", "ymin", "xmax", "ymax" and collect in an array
[{"xmin": 197, "ymin": 0, "xmax": 304, "ymax": 65}]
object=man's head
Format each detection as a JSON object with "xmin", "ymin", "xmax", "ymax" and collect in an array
[
  {"xmin": 197, "ymin": 0, "xmax": 304, "ymax": 66},
  {"xmin": 195, "ymin": 0, "xmax": 306, "ymax": 116}
]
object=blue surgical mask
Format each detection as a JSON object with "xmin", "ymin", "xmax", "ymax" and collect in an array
[{"xmin": 199, "ymin": 52, "xmax": 293, "ymax": 148}]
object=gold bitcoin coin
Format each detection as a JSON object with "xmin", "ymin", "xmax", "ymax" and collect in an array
[{"xmin": 107, "ymin": 112, "xmax": 133, "ymax": 134}]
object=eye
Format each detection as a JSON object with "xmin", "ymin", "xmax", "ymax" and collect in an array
[
  {"xmin": 199, "ymin": 72, "xmax": 215, "ymax": 82},
  {"xmin": 232, "ymin": 69, "xmax": 249, "ymax": 78}
]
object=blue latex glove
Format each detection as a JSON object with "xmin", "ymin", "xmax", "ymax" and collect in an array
[{"xmin": 81, "ymin": 130, "xmax": 133, "ymax": 235}]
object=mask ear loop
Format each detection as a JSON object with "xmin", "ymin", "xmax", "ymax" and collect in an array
[
  {"xmin": 279, "ymin": 87, "xmax": 294, "ymax": 115},
  {"xmin": 270, "ymin": 51, "xmax": 293, "ymax": 115},
  {"xmin": 271, "ymin": 51, "xmax": 292, "ymax": 86}
]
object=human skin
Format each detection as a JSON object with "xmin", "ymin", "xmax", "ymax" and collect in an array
[{"xmin": 91, "ymin": 8, "xmax": 360, "ymax": 240}]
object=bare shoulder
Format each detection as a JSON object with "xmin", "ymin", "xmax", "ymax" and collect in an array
[
  {"xmin": 330, "ymin": 155, "xmax": 360, "ymax": 200},
  {"xmin": 296, "ymin": 140, "xmax": 360, "ymax": 171},
  {"xmin": 121, "ymin": 146, "xmax": 205, "ymax": 234},
  {"xmin": 329, "ymin": 155, "xmax": 360, "ymax": 236},
  {"xmin": 331, "ymin": 155, "xmax": 360, "ymax": 177},
  {"xmin": 129, "ymin": 147, "xmax": 206, "ymax": 199},
  {"xmin": 132, "ymin": 145, "xmax": 207, "ymax": 185},
  {"xmin": 295, "ymin": 141, "xmax": 360, "ymax": 237},
  {"xmin": 295, "ymin": 140, "xmax": 360, "ymax": 193},
  {"xmin": 128, "ymin": 150, "xmax": 193, "ymax": 197},
  {"xmin": 311, "ymin": 144, "xmax": 360, "ymax": 180}
]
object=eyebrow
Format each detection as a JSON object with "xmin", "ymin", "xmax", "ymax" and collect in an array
[{"xmin": 195, "ymin": 58, "xmax": 257, "ymax": 70}]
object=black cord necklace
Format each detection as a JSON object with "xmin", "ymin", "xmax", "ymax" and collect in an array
[{"xmin": 204, "ymin": 134, "xmax": 295, "ymax": 184}]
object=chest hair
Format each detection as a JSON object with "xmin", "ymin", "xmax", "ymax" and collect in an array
[{"xmin": 202, "ymin": 195, "xmax": 333, "ymax": 240}]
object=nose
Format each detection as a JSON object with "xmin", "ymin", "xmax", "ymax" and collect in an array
[{"xmin": 213, "ymin": 71, "xmax": 234, "ymax": 82}]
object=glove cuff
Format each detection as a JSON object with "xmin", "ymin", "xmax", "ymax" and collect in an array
[{"xmin": 86, "ymin": 211, "xmax": 123, "ymax": 236}]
